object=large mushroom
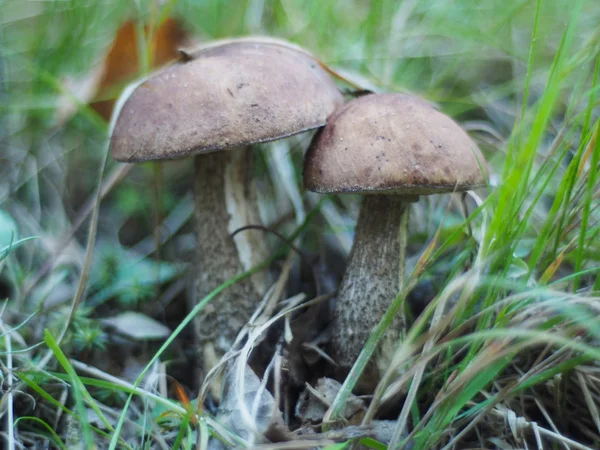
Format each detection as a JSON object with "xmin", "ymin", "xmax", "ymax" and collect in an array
[
  {"xmin": 110, "ymin": 38, "xmax": 343, "ymax": 370},
  {"xmin": 304, "ymin": 93, "xmax": 487, "ymax": 381}
]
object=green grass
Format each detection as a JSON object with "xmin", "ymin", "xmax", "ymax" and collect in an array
[{"xmin": 1, "ymin": 0, "xmax": 600, "ymax": 448}]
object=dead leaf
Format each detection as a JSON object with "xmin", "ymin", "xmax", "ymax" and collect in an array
[
  {"xmin": 91, "ymin": 18, "xmax": 189, "ymax": 120},
  {"xmin": 296, "ymin": 377, "xmax": 365, "ymax": 423},
  {"xmin": 55, "ymin": 18, "xmax": 189, "ymax": 125},
  {"xmin": 103, "ymin": 311, "xmax": 171, "ymax": 340},
  {"xmin": 209, "ymin": 363, "xmax": 285, "ymax": 449}
]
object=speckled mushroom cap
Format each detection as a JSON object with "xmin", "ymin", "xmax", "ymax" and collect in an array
[
  {"xmin": 304, "ymin": 93, "xmax": 488, "ymax": 195},
  {"xmin": 110, "ymin": 38, "xmax": 344, "ymax": 162}
]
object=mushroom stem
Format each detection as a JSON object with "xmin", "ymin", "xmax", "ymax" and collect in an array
[
  {"xmin": 192, "ymin": 148, "xmax": 271, "ymax": 369},
  {"xmin": 331, "ymin": 195, "xmax": 409, "ymax": 385},
  {"xmin": 398, "ymin": 205, "xmax": 409, "ymax": 290}
]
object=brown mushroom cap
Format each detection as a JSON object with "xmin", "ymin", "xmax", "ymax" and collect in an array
[
  {"xmin": 304, "ymin": 93, "xmax": 488, "ymax": 195},
  {"xmin": 110, "ymin": 38, "xmax": 344, "ymax": 162}
]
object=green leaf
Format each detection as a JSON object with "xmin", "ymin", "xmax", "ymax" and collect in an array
[
  {"xmin": 44, "ymin": 329, "xmax": 113, "ymax": 447},
  {"xmin": 323, "ymin": 443, "xmax": 350, "ymax": 450},
  {"xmin": 14, "ymin": 416, "xmax": 67, "ymax": 450},
  {"xmin": 359, "ymin": 437, "xmax": 387, "ymax": 450}
]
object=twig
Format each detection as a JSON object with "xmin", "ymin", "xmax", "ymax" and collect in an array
[{"xmin": 231, "ymin": 225, "xmax": 309, "ymax": 262}]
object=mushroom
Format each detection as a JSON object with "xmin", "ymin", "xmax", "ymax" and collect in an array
[
  {"xmin": 110, "ymin": 38, "xmax": 343, "ymax": 370},
  {"xmin": 303, "ymin": 93, "xmax": 487, "ymax": 381}
]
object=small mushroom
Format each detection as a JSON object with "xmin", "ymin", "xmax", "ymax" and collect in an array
[
  {"xmin": 303, "ymin": 93, "xmax": 488, "ymax": 382},
  {"xmin": 111, "ymin": 38, "xmax": 343, "ymax": 372}
]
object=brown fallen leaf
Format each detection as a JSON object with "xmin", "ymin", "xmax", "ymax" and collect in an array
[
  {"xmin": 55, "ymin": 18, "xmax": 189, "ymax": 125},
  {"xmin": 91, "ymin": 18, "xmax": 189, "ymax": 120}
]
